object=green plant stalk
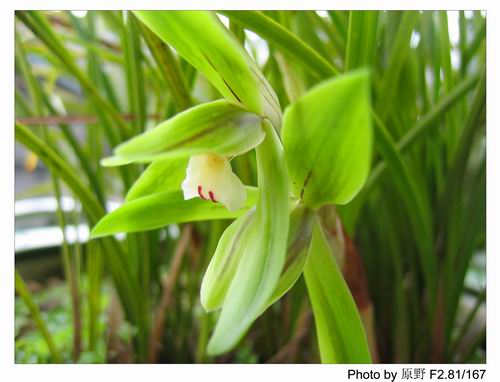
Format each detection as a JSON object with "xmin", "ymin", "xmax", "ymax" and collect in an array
[
  {"xmin": 23, "ymin": 14, "xmax": 140, "ymax": 324},
  {"xmin": 460, "ymin": 326, "xmax": 485, "ymax": 363},
  {"xmin": 124, "ymin": 12, "xmax": 147, "ymax": 134},
  {"xmin": 444, "ymin": 170, "xmax": 485, "ymax": 356},
  {"xmin": 293, "ymin": 12, "xmax": 334, "ymax": 63},
  {"xmin": 121, "ymin": 12, "xmax": 151, "ymax": 361},
  {"xmin": 376, "ymin": 11, "xmax": 420, "ymax": 121},
  {"xmin": 345, "ymin": 11, "xmax": 379, "ymax": 71},
  {"xmin": 440, "ymin": 69, "xmax": 486, "ymax": 222},
  {"xmin": 16, "ymin": 29, "xmax": 83, "ymax": 361},
  {"xmin": 82, "ymin": 14, "xmax": 107, "ymax": 205},
  {"xmin": 49, "ymin": 164, "xmax": 83, "ymax": 362},
  {"xmin": 220, "ymin": 11, "xmax": 338, "ymax": 79},
  {"xmin": 436, "ymin": 12, "xmax": 459, "ymax": 160},
  {"xmin": 17, "ymin": 27, "xmax": 106, "ymax": 205},
  {"xmin": 15, "ymin": 122, "xmax": 146, "ymax": 345},
  {"xmin": 229, "ymin": 19, "xmax": 246, "ymax": 45},
  {"xmin": 61, "ymin": 34, "xmax": 124, "ymax": 64},
  {"xmin": 440, "ymin": 70, "xmax": 486, "ymax": 348},
  {"xmin": 372, "ymin": 113, "xmax": 437, "ymax": 308},
  {"xmin": 15, "ymin": 270, "xmax": 64, "ymax": 363},
  {"xmin": 16, "ymin": 11, "xmax": 133, "ymax": 141},
  {"xmin": 73, "ymin": 11, "xmax": 112, "ymax": 202},
  {"xmin": 311, "ymin": 12, "xmax": 345, "ymax": 65},
  {"xmin": 67, "ymin": 12, "xmax": 139, "ymax": 190},
  {"xmin": 366, "ymin": 73, "xmax": 479, "ymax": 191},
  {"xmin": 448, "ymin": 288, "xmax": 485, "ymax": 357},
  {"xmin": 15, "ymin": 89, "xmax": 33, "ymax": 115},
  {"xmin": 328, "ymin": 11, "xmax": 348, "ymax": 42},
  {"xmin": 69, "ymin": 196, "xmax": 84, "ymax": 361},
  {"xmin": 458, "ymin": 11, "xmax": 467, "ymax": 78},
  {"xmin": 87, "ymin": 240, "xmax": 103, "ymax": 351},
  {"xmin": 463, "ymin": 18, "xmax": 486, "ymax": 70},
  {"xmin": 139, "ymin": 21, "xmax": 192, "ymax": 112}
]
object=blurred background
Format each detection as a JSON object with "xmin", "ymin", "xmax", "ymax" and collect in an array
[{"xmin": 15, "ymin": 10, "xmax": 485, "ymax": 363}]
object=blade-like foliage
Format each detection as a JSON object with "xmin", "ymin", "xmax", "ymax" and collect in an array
[
  {"xmin": 221, "ymin": 11, "xmax": 338, "ymax": 79},
  {"xmin": 265, "ymin": 204, "xmax": 314, "ymax": 308},
  {"xmin": 133, "ymin": 11, "xmax": 282, "ymax": 127},
  {"xmin": 90, "ymin": 188, "xmax": 259, "ymax": 238},
  {"xmin": 345, "ymin": 11, "xmax": 379, "ymax": 70},
  {"xmin": 304, "ymin": 220, "xmax": 372, "ymax": 363},
  {"xmin": 201, "ymin": 209, "xmax": 256, "ymax": 312},
  {"xmin": 104, "ymin": 100, "xmax": 265, "ymax": 165}
]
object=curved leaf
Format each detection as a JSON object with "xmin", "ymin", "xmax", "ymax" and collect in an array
[
  {"xmin": 220, "ymin": 11, "xmax": 338, "ymax": 79},
  {"xmin": 105, "ymin": 100, "xmax": 265, "ymax": 165},
  {"xmin": 90, "ymin": 188, "xmax": 258, "ymax": 238},
  {"xmin": 266, "ymin": 204, "xmax": 314, "ymax": 307},
  {"xmin": 282, "ymin": 69, "xmax": 372, "ymax": 208},
  {"xmin": 133, "ymin": 11, "xmax": 281, "ymax": 127},
  {"xmin": 207, "ymin": 120, "xmax": 289, "ymax": 355},
  {"xmin": 202, "ymin": 204, "xmax": 313, "ymax": 314},
  {"xmin": 304, "ymin": 220, "xmax": 372, "ymax": 363},
  {"xmin": 200, "ymin": 209, "xmax": 255, "ymax": 312}
]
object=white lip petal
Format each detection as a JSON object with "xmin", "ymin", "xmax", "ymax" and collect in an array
[{"xmin": 181, "ymin": 153, "xmax": 247, "ymax": 211}]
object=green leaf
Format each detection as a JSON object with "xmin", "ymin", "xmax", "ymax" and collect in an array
[
  {"xmin": 104, "ymin": 100, "xmax": 265, "ymax": 165},
  {"xmin": 375, "ymin": 11, "xmax": 420, "ymax": 121},
  {"xmin": 207, "ymin": 120, "xmax": 289, "ymax": 355},
  {"xmin": 15, "ymin": 269, "xmax": 63, "ymax": 363},
  {"xmin": 265, "ymin": 204, "xmax": 314, "ymax": 308},
  {"xmin": 345, "ymin": 11, "xmax": 379, "ymax": 71},
  {"xmin": 90, "ymin": 188, "xmax": 258, "ymax": 238},
  {"xmin": 133, "ymin": 11, "xmax": 281, "ymax": 127},
  {"xmin": 123, "ymin": 13, "xmax": 147, "ymax": 134},
  {"xmin": 125, "ymin": 158, "xmax": 188, "ymax": 202},
  {"xmin": 200, "ymin": 209, "xmax": 255, "ymax": 312},
  {"xmin": 15, "ymin": 122, "xmax": 144, "ymax": 337},
  {"xmin": 372, "ymin": 113, "xmax": 436, "ymax": 301},
  {"xmin": 221, "ymin": 11, "xmax": 338, "ymax": 79},
  {"xmin": 281, "ymin": 69, "xmax": 372, "ymax": 208},
  {"xmin": 304, "ymin": 220, "xmax": 372, "ymax": 363},
  {"xmin": 16, "ymin": 11, "xmax": 133, "ymax": 143},
  {"xmin": 138, "ymin": 18, "xmax": 192, "ymax": 112}
]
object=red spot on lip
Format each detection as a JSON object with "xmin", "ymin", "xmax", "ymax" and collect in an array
[
  {"xmin": 198, "ymin": 185, "xmax": 208, "ymax": 200},
  {"xmin": 208, "ymin": 191, "xmax": 217, "ymax": 203}
]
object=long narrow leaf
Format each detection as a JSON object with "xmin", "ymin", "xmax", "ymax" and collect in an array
[
  {"xmin": 221, "ymin": 11, "xmax": 338, "ymax": 79},
  {"xmin": 345, "ymin": 11, "xmax": 379, "ymax": 71},
  {"xmin": 104, "ymin": 100, "xmax": 265, "ymax": 164},
  {"xmin": 201, "ymin": 209, "xmax": 256, "ymax": 311},
  {"xmin": 90, "ymin": 188, "xmax": 259, "ymax": 238},
  {"xmin": 304, "ymin": 220, "xmax": 372, "ymax": 363},
  {"xmin": 133, "ymin": 11, "xmax": 281, "ymax": 127}
]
